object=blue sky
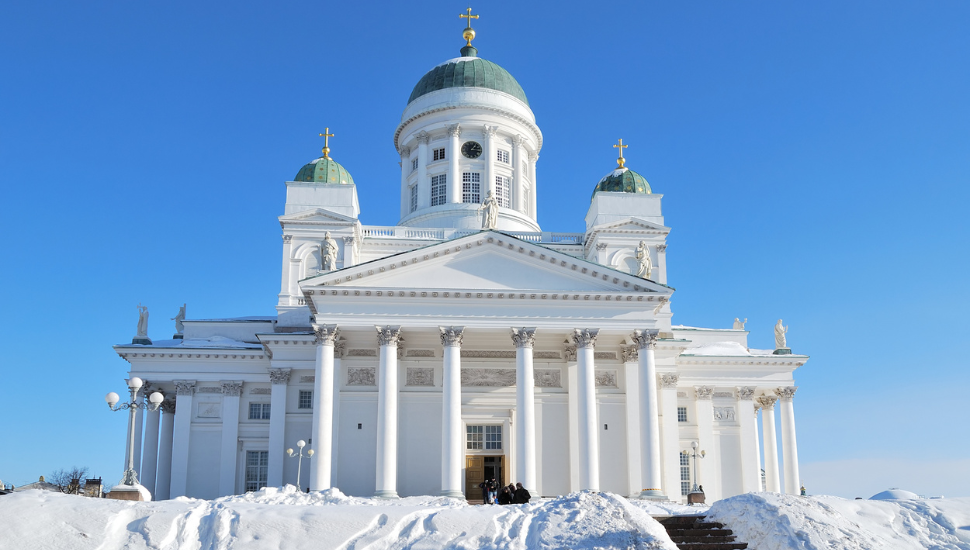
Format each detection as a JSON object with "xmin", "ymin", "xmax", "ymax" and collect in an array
[{"xmin": 1, "ymin": 1, "xmax": 968, "ymax": 498}]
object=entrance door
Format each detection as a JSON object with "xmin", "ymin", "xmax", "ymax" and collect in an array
[{"xmin": 464, "ymin": 455, "xmax": 505, "ymax": 502}]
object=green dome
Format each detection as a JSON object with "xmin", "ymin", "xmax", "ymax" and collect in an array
[
  {"xmin": 408, "ymin": 57, "xmax": 529, "ymax": 106},
  {"xmin": 592, "ymin": 167, "xmax": 651, "ymax": 199},
  {"xmin": 294, "ymin": 156, "xmax": 354, "ymax": 185}
]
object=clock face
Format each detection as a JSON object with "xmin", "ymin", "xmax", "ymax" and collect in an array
[{"xmin": 461, "ymin": 141, "xmax": 483, "ymax": 159}]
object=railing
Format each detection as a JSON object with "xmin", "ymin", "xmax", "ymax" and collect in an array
[{"xmin": 361, "ymin": 226, "xmax": 584, "ymax": 245}]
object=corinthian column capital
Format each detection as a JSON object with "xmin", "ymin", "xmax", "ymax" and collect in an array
[
  {"xmin": 439, "ymin": 326, "xmax": 465, "ymax": 347},
  {"xmin": 571, "ymin": 328, "xmax": 599, "ymax": 349},
  {"xmin": 313, "ymin": 324, "xmax": 339, "ymax": 345},
  {"xmin": 269, "ymin": 368, "xmax": 291, "ymax": 385},
  {"xmin": 695, "ymin": 386, "xmax": 714, "ymax": 400},
  {"xmin": 757, "ymin": 396, "xmax": 778, "ymax": 409},
  {"xmin": 376, "ymin": 325, "xmax": 402, "ymax": 346},
  {"xmin": 737, "ymin": 386, "xmax": 757, "ymax": 400},
  {"xmin": 510, "ymin": 327, "xmax": 536, "ymax": 348},
  {"xmin": 775, "ymin": 386, "xmax": 798, "ymax": 401},
  {"xmin": 631, "ymin": 329, "xmax": 660, "ymax": 350},
  {"xmin": 660, "ymin": 373, "xmax": 679, "ymax": 389}
]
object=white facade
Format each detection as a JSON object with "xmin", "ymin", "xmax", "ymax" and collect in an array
[{"xmin": 114, "ymin": 45, "xmax": 807, "ymax": 504}]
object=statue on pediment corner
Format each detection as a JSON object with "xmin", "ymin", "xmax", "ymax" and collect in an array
[{"xmin": 321, "ymin": 231, "xmax": 338, "ymax": 272}]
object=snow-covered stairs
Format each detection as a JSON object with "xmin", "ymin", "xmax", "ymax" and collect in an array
[{"xmin": 658, "ymin": 515, "xmax": 749, "ymax": 550}]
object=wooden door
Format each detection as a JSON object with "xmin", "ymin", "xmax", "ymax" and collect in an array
[{"xmin": 465, "ymin": 456, "xmax": 484, "ymax": 501}]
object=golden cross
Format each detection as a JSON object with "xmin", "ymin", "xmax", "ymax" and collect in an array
[
  {"xmin": 460, "ymin": 7, "xmax": 479, "ymax": 28},
  {"xmin": 613, "ymin": 139, "xmax": 628, "ymax": 168},
  {"xmin": 319, "ymin": 127, "xmax": 335, "ymax": 158}
]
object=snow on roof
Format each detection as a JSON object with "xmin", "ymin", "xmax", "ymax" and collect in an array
[
  {"xmin": 680, "ymin": 341, "xmax": 776, "ymax": 357},
  {"xmin": 186, "ymin": 316, "xmax": 277, "ymax": 323},
  {"xmin": 671, "ymin": 324, "xmax": 737, "ymax": 332},
  {"xmin": 870, "ymin": 489, "xmax": 921, "ymax": 501},
  {"xmin": 176, "ymin": 336, "xmax": 262, "ymax": 349}
]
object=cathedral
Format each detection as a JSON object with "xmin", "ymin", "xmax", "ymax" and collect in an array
[{"xmin": 114, "ymin": 14, "xmax": 807, "ymax": 504}]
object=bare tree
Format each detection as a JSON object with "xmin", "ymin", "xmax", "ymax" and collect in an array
[{"xmin": 49, "ymin": 466, "xmax": 89, "ymax": 494}]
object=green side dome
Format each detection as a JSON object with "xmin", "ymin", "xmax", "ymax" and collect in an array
[
  {"xmin": 592, "ymin": 167, "xmax": 651, "ymax": 199},
  {"xmin": 408, "ymin": 57, "xmax": 529, "ymax": 106},
  {"xmin": 295, "ymin": 156, "xmax": 354, "ymax": 185}
]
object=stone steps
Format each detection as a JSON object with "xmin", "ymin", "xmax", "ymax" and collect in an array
[{"xmin": 658, "ymin": 515, "xmax": 749, "ymax": 550}]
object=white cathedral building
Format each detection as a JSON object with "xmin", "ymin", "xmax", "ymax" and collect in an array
[{"xmin": 113, "ymin": 22, "xmax": 807, "ymax": 504}]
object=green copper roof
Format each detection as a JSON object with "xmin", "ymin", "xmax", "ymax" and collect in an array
[
  {"xmin": 294, "ymin": 156, "xmax": 354, "ymax": 185},
  {"xmin": 592, "ymin": 167, "xmax": 651, "ymax": 199},
  {"xmin": 408, "ymin": 57, "xmax": 529, "ymax": 106}
]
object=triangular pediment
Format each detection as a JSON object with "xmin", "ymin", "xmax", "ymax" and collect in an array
[
  {"xmin": 279, "ymin": 208, "xmax": 357, "ymax": 224},
  {"xmin": 301, "ymin": 231, "xmax": 670, "ymax": 294},
  {"xmin": 589, "ymin": 217, "xmax": 670, "ymax": 234}
]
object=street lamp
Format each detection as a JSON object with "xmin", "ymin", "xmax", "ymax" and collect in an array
[
  {"xmin": 681, "ymin": 441, "xmax": 706, "ymax": 505},
  {"xmin": 105, "ymin": 377, "xmax": 164, "ymax": 486},
  {"xmin": 286, "ymin": 440, "xmax": 314, "ymax": 490}
]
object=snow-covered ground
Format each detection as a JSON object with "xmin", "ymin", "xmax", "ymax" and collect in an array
[
  {"xmin": 708, "ymin": 492, "xmax": 970, "ymax": 550},
  {"xmin": 4, "ymin": 487, "xmax": 969, "ymax": 549},
  {"xmin": 0, "ymin": 487, "xmax": 682, "ymax": 550}
]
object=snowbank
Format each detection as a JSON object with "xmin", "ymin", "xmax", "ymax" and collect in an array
[
  {"xmin": 707, "ymin": 492, "xmax": 970, "ymax": 550},
  {"xmin": 0, "ymin": 487, "xmax": 679, "ymax": 550}
]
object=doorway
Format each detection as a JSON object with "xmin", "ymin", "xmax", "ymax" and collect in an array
[{"xmin": 464, "ymin": 455, "xmax": 506, "ymax": 502}]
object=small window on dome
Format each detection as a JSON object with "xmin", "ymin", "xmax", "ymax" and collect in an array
[
  {"xmin": 433, "ymin": 148, "xmax": 446, "ymax": 162},
  {"xmin": 411, "ymin": 157, "xmax": 418, "ymax": 173},
  {"xmin": 495, "ymin": 176, "xmax": 511, "ymax": 208},
  {"xmin": 410, "ymin": 185, "xmax": 418, "ymax": 213},
  {"xmin": 497, "ymin": 150, "xmax": 510, "ymax": 164},
  {"xmin": 462, "ymin": 172, "xmax": 481, "ymax": 204},
  {"xmin": 431, "ymin": 174, "xmax": 447, "ymax": 206}
]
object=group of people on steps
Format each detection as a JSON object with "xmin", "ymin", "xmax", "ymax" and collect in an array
[{"xmin": 478, "ymin": 479, "xmax": 531, "ymax": 505}]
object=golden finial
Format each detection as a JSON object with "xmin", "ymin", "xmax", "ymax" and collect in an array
[
  {"xmin": 460, "ymin": 7, "xmax": 479, "ymax": 47},
  {"xmin": 319, "ymin": 128, "xmax": 335, "ymax": 159},
  {"xmin": 613, "ymin": 139, "xmax": 628, "ymax": 168}
]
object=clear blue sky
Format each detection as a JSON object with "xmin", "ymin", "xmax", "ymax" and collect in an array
[{"xmin": 1, "ymin": 1, "xmax": 967, "ymax": 498}]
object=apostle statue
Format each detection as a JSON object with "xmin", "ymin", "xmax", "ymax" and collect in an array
[
  {"xmin": 321, "ymin": 231, "xmax": 338, "ymax": 272},
  {"xmin": 136, "ymin": 304, "xmax": 149, "ymax": 337},
  {"xmin": 479, "ymin": 191, "xmax": 498, "ymax": 230},
  {"xmin": 774, "ymin": 319, "xmax": 789, "ymax": 349},
  {"xmin": 171, "ymin": 304, "xmax": 186, "ymax": 335},
  {"xmin": 635, "ymin": 241, "xmax": 653, "ymax": 280},
  {"xmin": 733, "ymin": 317, "xmax": 747, "ymax": 330}
]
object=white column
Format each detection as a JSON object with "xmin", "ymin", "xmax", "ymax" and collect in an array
[
  {"xmin": 132, "ymin": 390, "xmax": 144, "ymax": 477},
  {"xmin": 439, "ymin": 326, "xmax": 465, "ymax": 498},
  {"xmin": 572, "ymin": 328, "xmax": 600, "ymax": 491},
  {"xmin": 400, "ymin": 146, "xmax": 410, "ymax": 218},
  {"xmin": 776, "ymin": 387, "xmax": 801, "ymax": 495},
  {"xmin": 331, "ymin": 344, "xmax": 344, "ymax": 483},
  {"xmin": 310, "ymin": 325, "xmax": 338, "ymax": 491},
  {"xmin": 267, "ymin": 368, "xmax": 290, "ymax": 488},
  {"xmin": 694, "ymin": 386, "xmax": 717, "ymax": 499},
  {"xmin": 566, "ymin": 343, "xmax": 580, "ymax": 492},
  {"xmin": 633, "ymin": 329, "xmax": 665, "ymax": 499},
  {"xmin": 656, "ymin": 244, "xmax": 668, "ymax": 285},
  {"xmin": 737, "ymin": 387, "xmax": 760, "ymax": 493},
  {"xmin": 622, "ymin": 347, "xmax": 641, "ymax": 497},
  {"xmin": 447, "ymin": 124, "xmax": 461, "ymax": 204},
  {"xmin": 529, "ymin": 152, "xmax": 538, "ymax": 218},
  {"xmin": 219, "ymin": 381, "xmax": 243, "ymax": 496},
  {"xmin": 375, "ymin": 325, "xmax": 402, "ymax": 498},
  {"xmin": 155, "ymin": 401, "xmax": 175, "ymax": 500},
  {"xmin": 512, "ymin": 327, "xmax": 537, "ymax": 493},
  {"xmin": 280, "ymin": 235, "xmax": 293, "ymax": 300},
  {"xmin": 753, "ymin": 404, "xmax": 763, "ymax": 491},
  {"xmin": 484, "ymin": 126, "xmax": 497, "ymax": 198},
  {"xmin": 416, "ymin": 132, "xmax": 430, "ymax": 209},
  {"xmin": 141, "ymin": 404, "xmax": 161, "ymax": 496},
  {"xmin": 758, "ymin": 396, "xmax": 781, "ymax": 492},
  {"xmin": 512, "ymin": 135, "xmax": 525, "ymax": 212},
  {"xmin": 659, "ymin": 374, "xmax": 681, "ymax": 500},
  {"xmin": 169, "ymin": 381, "xmax": 195, "ymax": 498}
]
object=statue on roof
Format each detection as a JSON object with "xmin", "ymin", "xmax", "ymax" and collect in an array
[
  {"xmin": 479, "ymin": 191, "xmax": 498, "ymax": 229},
  {"xmin": 733, "ymin": 318, "xmax": 747, "ymax": 330},
  {"xmin": 774, "ymin": 319, "xmax": 789, "ymax": 349},
  {"xmin": 136, "ymin": 304, "xmax": 149, "ymax": 337},
  {"xmin": 635, "ymin": 241, "xmax": 652, "ymax": 280},
  {"xmin": 321, "ymin": 232, "xmax": 338, "ymax": 272},
  {"xmin": 172, "ymin": 304, "xmax": 186, "ymax": 335}
]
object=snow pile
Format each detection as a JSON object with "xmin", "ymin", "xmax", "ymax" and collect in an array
[
  {"xmin": 707, "ymin": 492, "xmax": 970, "ymax": 550},
  {"xmin": 0, "ymin": 487, "xmax": 678, "ymax": 550}
]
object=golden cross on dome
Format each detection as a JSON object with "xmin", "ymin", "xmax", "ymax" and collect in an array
[
  {"xmin": 613, "ymin": 139, "xmax": 628, "ymax": 168},
  {"xmin": 319, "ymin": 128, "xmax": 335, "ymax": 158},
  {"xmin": 460, "ymin": 7, "xmax": 479, "ymax": 46}
]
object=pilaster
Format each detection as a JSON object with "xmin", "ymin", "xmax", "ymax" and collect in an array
[
  {"xmin": 267, "ymin": 368, "xmax": 291, "ymax": 488},
  {"xmin": 219, "ymin": 381, "xmax": 243, "ymax": 496}
]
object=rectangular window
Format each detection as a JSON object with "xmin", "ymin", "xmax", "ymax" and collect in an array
[
  {"xmin": 298, "ymin": 390, "xmax": 313, "ymax": 409},
  {"xmin": 245, "ymin": 450, "xmax": 269, "ymax": 492},
  {"xmin": 409, "ymin": 185, "xmax": 418, "ymax": 213},
  {"xmin": 494, "ymin": 176, "xmax": 511, "ymax": 208},
  {"xmin": 462, "ymin": 172, "xmax": 481, "ymax": 204},
  {"xmin": 485, "ymin": 425, "xmax": 502, "ymax": 450},
  {"xmin": 680, "ymin": 452, "xmax": 691, "ymax": 496},
  {"xmin": 433, "ymin": 147, "xmax": 446, "ymax": 161},
  {"xmin": 466, "ymin": 425, "xmax": 483, "ymax": 450},
  {"xmin": 497, "ymin": 150, "xmax": 510, "ymax": 164},
  {"xmin": 411, "ymin": 157, "xmax": 418, "ymax": 172},
  {"xmin": 431, "ymin": 174, "xmax": 447, "ymax": 206},
  {"xmin": 677, "ymin": 407, "xmax": 688, "ymax": 422},
  {"xmin": 248, "ymin": 402, "xmax": 271, "ymax": 420}
]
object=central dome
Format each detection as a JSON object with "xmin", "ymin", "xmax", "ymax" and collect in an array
[{"xmin": 407, "ymin": 57, "xmax": 529, "ymax": 106}]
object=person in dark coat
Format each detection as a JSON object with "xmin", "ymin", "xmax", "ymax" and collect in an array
[
  {"xmin": 497, "ymin": 486, "xmax": 513, "ymax": 505},
  {"xmin": 512, "ymin": 482, "xmax": 531, "ymax": 504},
  {"xmin": 478, "ymin": 479, "xmax": 490, "ymax": 503}
]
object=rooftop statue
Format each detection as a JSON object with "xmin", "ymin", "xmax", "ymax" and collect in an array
[
  {"xmin": 136, "ymin": 304, "xmax": 149, "ymax": 337},
  {"xmin": 321, "ymin": 232, "xmax": 338, "ymax": 272},
  {"xmin": 635, "ymin": 241, "xmax": 653, "ymax": 280},
  {"xmin": 479, "ymin": 191, "xmax": 498, "ymax": 229},
  {"xmin": 774, "ymin": 319, "xmax": 789, "ymax": 349},
  {"xmin": 171, "ymin": 304, "xmax": 186, "ymax": 335},
  {"xmin": 733, "ymin": 317, "xmax": 747, "ymax": 330}
]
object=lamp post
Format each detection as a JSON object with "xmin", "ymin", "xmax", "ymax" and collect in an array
[
  {"xmin": 286, "ymin": 440, "xmax": 314, "ymax": 490},
  {"xmin": 681, "ymin": 441, "xmax": 706, "ymax": 505},
  {"xmin": 105, "ymin": 377, "xmax": 164, "ymax": 486}
]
